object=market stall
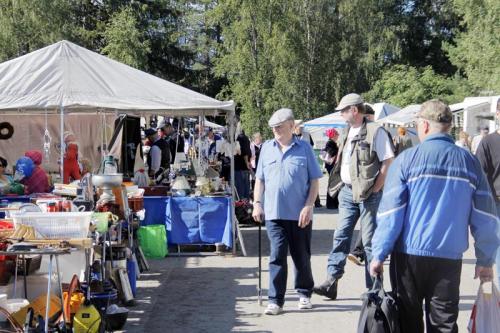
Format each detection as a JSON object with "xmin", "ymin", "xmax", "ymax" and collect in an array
[
  {"xmin": 0, "ymin": 40, "xmax": 237, "ymax": 332},
  {"xmin": 0, "ymin": 39, "xmax": 237, "ymax": 245}
]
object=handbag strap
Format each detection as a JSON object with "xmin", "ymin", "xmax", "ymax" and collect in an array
[
  {"xmin": 60, "ymin": 274, "xmax": 81, "ymax": 324},
  {"xmin": 0, "ymin": 306, "xmax": 23, "ymax": 333}
]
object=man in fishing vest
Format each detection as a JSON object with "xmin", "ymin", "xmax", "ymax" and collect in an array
[
  {"xmin": 314, "ymin": 93, "xmax": 394, "ymax": 299},
  {"xmin": 145, "ymin": 128, "xmax": 170, "ymax": 178}
]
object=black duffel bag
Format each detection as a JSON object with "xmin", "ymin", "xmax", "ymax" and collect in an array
[{"xmin": 358, "ymin": 276, "xmax": 400, "ymax": 333}]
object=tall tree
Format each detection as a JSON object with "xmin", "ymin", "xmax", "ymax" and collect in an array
[
  {"xmin": 396, "ymin": 0, "xmax": 461, "ymax": 75},
  {"xmin": 364, "ymin": 65, "xmax": 472, "ymax": 106},
  {"xmin": 213, "ymin": 0, "xmax": 401, "ymax": 133},
  {"xmin": 102, "ymin": 6, "xmax": 150, "ymax": 69},
  {"xmin": 445, "ymin": 0, "xmax": 500, "ymax": 93},
  {"xmin": 0, "ymin": 0, "xmax": 74, "ymax": 61}
]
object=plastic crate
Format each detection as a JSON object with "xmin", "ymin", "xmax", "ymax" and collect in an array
[{"xmin": 11, "ymin": 212, "xmax": 92, "ymax": 239}]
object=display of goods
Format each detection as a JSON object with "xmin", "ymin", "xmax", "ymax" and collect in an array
[{"xmin": 11, "ymin": 212, "xmax": 92, "ymax": 239}]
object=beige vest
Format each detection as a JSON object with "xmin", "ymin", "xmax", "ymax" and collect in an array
[{"xmin": 328, "ymin": 119, "xmax": 382, "ymax": 203}]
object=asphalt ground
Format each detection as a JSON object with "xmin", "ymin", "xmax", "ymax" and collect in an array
[{"xmin": 121, "ymin": 175, "xmax": 489, "ymax": 333}]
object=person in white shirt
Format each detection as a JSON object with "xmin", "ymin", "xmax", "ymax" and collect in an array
[
  {"xmin": 470, "ymin": 126, "xmax": 489, "ymax": 154},
  {"xmin": 314, "ymin": 93, "xmax": 394, "ymax": 299}
]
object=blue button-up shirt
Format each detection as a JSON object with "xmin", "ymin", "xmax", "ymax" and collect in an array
[{"xmin": 256, "ymin": 136, "xmax": 323, "ymax": 221}]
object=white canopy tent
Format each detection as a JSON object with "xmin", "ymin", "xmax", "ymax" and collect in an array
[
  {"xmin": 450, "ymin": 96, "xmax": 499, "ymax": 135},
  {"xmin": 0, "ymin": 40, "xmax": 238, "ymax": 251},
  {"xmin": 377, "ymin": 104, "xmax": 421, "ymax": 126},
  {"xmin": 303, "ymin": 102, "xmax": 400, "ymax": 149},
  {"xmin": 370, "ymin": 103, "xmax": 400, "ymax": 120},
  {"xmin": 303, "ymin": 112, "xmax": 346, "ymax": 149},
  {"xmin": 0, "ymin": 40, "xmax": 234, "ymax": 114},
  {"xmin": 0, "ymin": 39, "xmax": 235, "ymax": 167}
]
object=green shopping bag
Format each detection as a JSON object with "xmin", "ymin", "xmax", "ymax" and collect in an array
[{"xmin": 138, "ymin": 224, "xmax": 168, "ymax": 258}]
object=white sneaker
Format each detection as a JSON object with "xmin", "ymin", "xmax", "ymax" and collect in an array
[
  {"xmin": 298, "ymin": 297, "xmax": 312, "ymax": 309},
  {"xmin": 264, "ymin": 303, "xmax": 283, "ymax": 315}
]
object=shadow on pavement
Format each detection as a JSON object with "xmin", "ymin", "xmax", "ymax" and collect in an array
[
  {"xmin": 240, "ymin": 227, "xmax": 361, "ymax": 258},
  {"xmin": 122, "ymin": 256, "xmax": 264, "ymax": 333}
]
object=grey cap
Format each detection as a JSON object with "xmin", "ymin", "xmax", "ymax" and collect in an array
[
  {"xmin": 268, "ymin": 108, "xmax": 294, "ymax": 127},
  {"xmin": 418, "ymin": 100, "xmax": 452, "ymax": 123},
  {"xmin": 335, "ymin": 93, "xmax": 364, "ymax": 111},
  {"xmin": 158, "ymin": 119, "xmax": 171, "ymax": 129}
]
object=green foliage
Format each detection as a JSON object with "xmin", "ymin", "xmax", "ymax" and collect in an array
[
  {"xmin": 102, "ymin": 7, "xmax": 150, "ymax": 69},
  {"xmin": 445, "ymin": 0, "xmax": 500, "ymax": 94},
  {"xmin": 0, "ymin": 0, "xmax": 74, "ymax": 61},
  {"xmin": 213, "ymin": 0, "xmax": 401, "ymax": 135},
  {"xmin": 396, "ymin": 0, "xmax": 461, "ymax": 75},
  {"xmin": 0, "ymin": 0, "xmax": 496, "ymax": 134},
  {"xmin": 364, "ymin": 65, "xmax": 473, "ymax": 106}
]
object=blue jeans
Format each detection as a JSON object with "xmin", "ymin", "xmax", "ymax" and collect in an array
[
  {"xmin": 266, "ymin": 219, "xmax": 314, "ymax": 306},
  {"xmin": 327, "ymin": 185, "xmax": 382, "ymax": 288},
  {"xmin": 234, "ymin": 170, "xmax": 250, "ymax": 200}
]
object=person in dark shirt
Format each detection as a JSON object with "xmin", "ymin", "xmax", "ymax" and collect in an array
[
  {"xmin": 475, "ymin": 101, "xmax": 500, "ymax": 286},
  {"xmin": 159, "ymin": 119, "xmax": 185, "ymax": 163},
  {"xmin": 235, "ymin": 128, "xmax": 251, "ymax": 200},
  {"xmin": 321, "ymin": 128, "xmax": 339, "ymax": 209}
]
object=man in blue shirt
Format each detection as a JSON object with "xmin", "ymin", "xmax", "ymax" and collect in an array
[
  {"xmin": 370, "ymin": 100, "xmax": 499, "ymax": 333},
  {"xmin": 253, "ymin": 108, "xmax": 323, "ymax": 315}
]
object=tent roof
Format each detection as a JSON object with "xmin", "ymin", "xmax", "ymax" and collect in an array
[
  {"xmin": 303, "ymin": 111, "xmax": 346, "ymax": 128},
  {"xmin": 450, "ymin": 96, "xmax": 499, "ymax": 113},
  {"xmin": 0, "ymin": 40, "xmax": 234, "ymax": 115},
  {"xmin": 377, "ymin": 104, "xmax": 421, "ymax": 126},
  {"xmin": 370, "ymin": 103, "xmax": 400, "ymax": 120}
]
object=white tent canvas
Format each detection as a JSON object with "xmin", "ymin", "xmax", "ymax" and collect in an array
[
  {"xmin": 0, "ymin": 40, "xmax": 234, "ymax": 114},
  {"xmin": 303, "ymin": 111, "xmax": 346, "ymax": 129},
  {"xmin": 377, "ymin": 104, "xmax": 421, "ymax": 126},
  {"xmin": 370, "ymin": 103, "xmax": 400, "ymax": 120},
  {"xmin": 303, "ymin": 112, "xmax": 346, "ymax": 149},
  {"xmin": 450, "ymin": 96, "xmax": 499, "ymax": 135}
]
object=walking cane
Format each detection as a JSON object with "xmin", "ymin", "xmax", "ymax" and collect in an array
[{"xmin": 258, "ymin": 220, "xmax": 263, "ymax": 306}]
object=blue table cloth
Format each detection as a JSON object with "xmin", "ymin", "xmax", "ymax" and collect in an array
[
  {"xmin": 142, "ymin": 196, "xmax": 232, "ymax": 248},
  {"xmin": 0, "ymin": 195, "xmax": 31, "ymax": 218}
]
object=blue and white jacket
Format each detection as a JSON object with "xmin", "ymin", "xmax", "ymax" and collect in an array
[{"xmin": 372, "ymin": 133, "xmax": 499, "ymax": 266}]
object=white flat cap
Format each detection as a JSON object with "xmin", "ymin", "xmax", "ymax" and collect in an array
[
  {"xmin": 335, "ymin": 93, "xmax": 364, "ymax": 111},
  {"xmin": 269, "ymin": 108, "xmax": 294, "ymax": 127}
]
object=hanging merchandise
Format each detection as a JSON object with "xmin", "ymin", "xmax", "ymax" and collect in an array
[
  {"xmin": 0, "ymin": 122, "xmax": 14, "ymax": 140},
  {"xmin": 43, "ymin": 111, "xmax": 52, "ymax": 160}
]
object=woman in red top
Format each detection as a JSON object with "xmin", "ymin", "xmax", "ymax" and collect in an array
[
  {"xmin": 63, "ymin": 131, "xmax": 81, "ymax": 184},
  {"xmin": 22, "ymin": 150, "xmax": 50, "ymax": 194}
]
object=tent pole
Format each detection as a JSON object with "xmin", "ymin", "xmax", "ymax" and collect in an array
[
  {"xmin": 198, "ymin": 114, "xmax": 203, "ymax": 168},
  {"xmin": 60, "ymin": 106, "xmax": 64, "ymax": 181},
  {"xmin": 229, "ymin": 110, "xmax": 236, "ymax": 255}
]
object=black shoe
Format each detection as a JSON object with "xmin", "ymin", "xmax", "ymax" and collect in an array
[
  {"xmin": 347, "ymin": 253, "xmax": 364, "ymax": 266},
  {"xmin": 313, "ymin": 277, "xmax": 338, "ymax": 300},
  {"xmin": 314, "ymin": 203, "xmax": 323, "ymax": 208}
]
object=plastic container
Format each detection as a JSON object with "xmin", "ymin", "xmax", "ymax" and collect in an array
[
  {"xmin": 80, "ymin": 284, "xmax": 118, "ymax": 312},
  {"xmin": 11, "ymin": 212, "xmax": 92, "ymax": 239},
  {"xmin": 127, "ymin": 197, "xmax": 144, "ymax": 212}
]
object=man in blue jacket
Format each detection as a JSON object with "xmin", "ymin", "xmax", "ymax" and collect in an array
[{"xmin": 370, "ymin": 100, "xmax": 499, "ymax": 333}]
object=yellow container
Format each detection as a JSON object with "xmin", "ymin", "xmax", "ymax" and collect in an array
[{"xmin": 12, "ymin": 293, "xmax": 61, "ymax": 325}]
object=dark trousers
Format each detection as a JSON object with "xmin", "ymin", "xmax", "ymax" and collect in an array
[
  {"xmin": 350, "ymin": 232, "xmax": 364, "ymax": 257},
  {"xmin": 390, "ymin": 252, "xmax": 461, "ymax": 333},
  {"xmin": 266, "ymin": 219, "xmax": 314, "ymax": 306}
]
